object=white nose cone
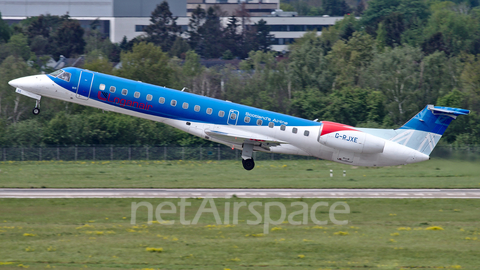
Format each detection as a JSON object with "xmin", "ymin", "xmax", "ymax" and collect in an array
[{"xmin": 8, "ymin": 78, "xmax": 23, "ymax": 88}]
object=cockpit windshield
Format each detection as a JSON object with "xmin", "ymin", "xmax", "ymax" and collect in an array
[{"xmin": 49, "ymin": 69, "xmax": 71, "ymax": 82}]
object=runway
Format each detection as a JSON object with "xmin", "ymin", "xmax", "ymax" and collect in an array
[{"xmin": 1, "ymin": 188, "xmax": 480, "ymax": 198}]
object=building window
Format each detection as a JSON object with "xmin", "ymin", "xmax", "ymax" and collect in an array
[
  {"xmin": 99, "ymin": 84, "xmax": 105, "ymax": 91},
  {"xmin": 292, "ymin": 127, "xmax": 298, "ymax": 134},
  {"xmin": 134, "ymin": 92, "xmax": 140, "ymax": 98},
  {"xmin": 304, "ymin": 130, "xmax": 310, "ymax": 136},
  {"xmin": 218, "ymin": 110, "xmax": 225, "ymax": 117},
  {"xmin": 171, "ymin": 100, "xmax": 177, "ymax": 107},
  {"xmin": 206, "ymin": 108, "xmax": 213, "ymax": 115},
  {"xmin": 135, "ymin": 25, "xmax": 147, "ymax": 32},
  {"xmin": 244, "ymin": 116, "xmax": 250, "ymax": 123},
  {"xmin": 109, "ymin": 86, "xmax": 116, "ymax": 93},
  {"xmin": 257, "ymin": 119, "xmax": 263, "ymax": 126},
  {"xmin": 182, "ymin": 102, "xmax": 189, "ymax": 109},
  {"xmin": 280, "ymin": 124, "xmax": 286, "ymax": 131},
  {"xmin": 146, "ymin": 94, "xmax": 153, "ymax": 101},
  {"xmin": 194, "ymin": 105, "xmax": 200, "ymax": 112},
  {"xmin": 121, "ymin": 89, "xmax": 128, "ymax": 95},
  {"xmin": 159, "ymin": 97, "xmax": 165, "ymax": 104}
]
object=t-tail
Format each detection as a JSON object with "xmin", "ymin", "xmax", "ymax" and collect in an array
[{"xmin": 390, "ymin": 105, "xmax": 469, "ymax": 155}]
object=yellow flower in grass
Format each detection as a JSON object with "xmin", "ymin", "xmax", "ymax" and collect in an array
[
  {"xmin": 333, "ymin": 231, "xmax": 349, "ymax": 236},
  {"xmin": 23, "ymin": 233, "xmax": 37, "ymax": 237},
  {"xmin": 425, "ymin": 226, "xmax": 444, "ymax": 231},
  {"xmin": 271, "ymin": 227, "xmax": 282, "ymax": 231},
  {"xmin": 145, "ymin": 247, "xmax": 163, "ymax": 252},
  {"xmin": 298, "ymin": 254, "xmax": 305, "ymax": 258},
  {"xmin": 25, "ymin": 247, "xmax": 34, "ymax": 252},
  {"xmin": 397, "ymin": 227, "xmax": 411, "ymax": 231},
  {"xmin": 389, "ymin": 239, "xmax": 397, "ymax": 243},
  {"xmin": 229, "ymin": 257, "xmax": 240, "ymax": 262},
  {"xmin": 390, "ymin": 233, "xmax": 400, "ymax": 236}
]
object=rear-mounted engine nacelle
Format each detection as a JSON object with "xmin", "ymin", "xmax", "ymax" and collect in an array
[{"xmin": 318, "ymin": 131, "xmax": 385, "ymax": 154}]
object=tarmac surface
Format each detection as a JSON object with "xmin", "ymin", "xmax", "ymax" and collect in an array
[{"xmin": 1, "ymin": 188, "xmax": 480, "ymax": 198}]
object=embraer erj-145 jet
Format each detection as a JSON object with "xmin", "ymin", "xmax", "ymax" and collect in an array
[{"xmin": 9, "ymin": 68, "xmax": 469, "ymax": 170}]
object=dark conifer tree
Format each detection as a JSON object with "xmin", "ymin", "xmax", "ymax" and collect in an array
[{"xmin": 144, "ymin": 0, "xmax": 181, "ymax": 52}]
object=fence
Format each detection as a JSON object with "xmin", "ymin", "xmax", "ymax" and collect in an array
[
  {"xmin": 0, "ymin": 145, "xmax": 315, "ymax": 162},
  {"xmin": 0, "ymin": 145, "xmax": 477, "ymax": 162}
]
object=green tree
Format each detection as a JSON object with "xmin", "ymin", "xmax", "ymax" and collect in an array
[
  {"xmin": 5, "ymin": 33, "xmax": 32, "ymax": 61},
  {"xmin": 84, "ymin": 50, "xmax": 114, "ymax": 74},
  {"xmin": 145, "ymin": 0, "xmax": 181, "ymax": 52},
  {"xmin": 252, "ymin": 19, "xmax": 274, "ymax": 53},
  {"xmin": 322, "ymin": 0, "xmax": 351, "ymax": 16},
  {"xmin": 187, "ymin": 5, "xmax": 206, "ymax": 51},
  {"xmin": 223, "ymin": 16, "xmax": 242, "ymax": 58},
  {"xmin": 0, "ymin": 12, "xmax": 11, "ymax": 43},
  {"xmin": 49, "ymin": 19, "xmax": 86, "ymax": 59},
  {"xmin": 169, "ymin": 36, "xmax": 190, "ymax": 58},
  {"xmin": 197, "ymin": 6, "xmax": 224, "ymax": 59},
  {"xmin": 289, "ymin": 32, "xmax": 334, "ymax": 94},
  {"xmin": 0, "ymin": 56, "xmax": 36, "ymax": 124},
  {"xmin": 326, "ymin": 32, "xmax": 375, "ymax": 88},
  {"xmin": 364, "ymin": 45, "xmax": 423, "ymax": 124},
  {"xmin": 115, "ymin": 42, "xmax": 172, "ymax": 87}
]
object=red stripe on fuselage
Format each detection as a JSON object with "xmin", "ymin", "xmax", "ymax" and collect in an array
[{"xmin": 320, "ymin": 121, "xmax": 359, "ymax": 136}]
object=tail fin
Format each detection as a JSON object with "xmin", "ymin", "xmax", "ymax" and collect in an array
[{"xmin": 393, "ymin": 105, "xmax": 469, "ymax": 155}]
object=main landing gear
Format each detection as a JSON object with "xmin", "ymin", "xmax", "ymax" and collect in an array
[
  {"xmin": 32, "ymin": 99, "xmax": 40, "ymax": 115},
  {"xmin": 242, "ymin": 158, "xmax": 255, "ymax": 170},
  {"xmin": 241, "ymin": 143, "xmax": 255, "ymax": 170}
]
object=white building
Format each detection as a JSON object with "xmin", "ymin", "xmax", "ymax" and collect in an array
[{"xmin": 1, "ymin": 0, "xmax": 345, "ymax": 52}]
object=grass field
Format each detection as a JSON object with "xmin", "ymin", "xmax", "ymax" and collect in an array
[
  {"xmin": 0, "ymin": 158, "xmax": 479, "ymax": 189},
  {"xmin": 0, "ymin": 198, "xmax": 479, "ymax": 269}
]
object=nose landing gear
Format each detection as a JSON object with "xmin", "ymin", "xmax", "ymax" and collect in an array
[{"xmin": 32, "ymin": 99, "xmax": 40, "ymax": 115}]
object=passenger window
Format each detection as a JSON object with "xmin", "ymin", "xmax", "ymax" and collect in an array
[
  {"xmin": 218, "ymin": 110, "xmax": 225, "ymax": 117},
  {"xmin": 182, "ymin": 102, "xmax": 189, "ymax": 109},
  {"xmin": 292, "ymin": 127, "xmax": 298, "ymax": 134},
  {"xmin": 194, "ymin": 105, "xmax": 200, "ymax": 112},
  {"xmin": 159, "ymin": 97, "xmax": 165, "ymax": 104},
  {"xmin": 244, "ymin": 116, "xmax": 250, "ymax": 123},
  {"xmin": 257, "ymin": 119, "xmax": 263, "ymax": 126},
  {"xmin": 171, "ymin": 100, "xmax": 177, "ymax": 107},
  {"xmin": 268, "ymin": 122, "xmax": 274, "ymax": 128},
  {"xmin": 109, "ymin": 86, "xmax": 116, "ymax": 93},
  {"xmin": 99, "ymin": 84, "xmax": 106, "ymax": 91},
  {"xmin": 134, "ymin": 92, "xmax": 140, "ymax": 98},
  {"xmin": 280, "ymin": 124, "xmax": 286, "ymax": 131},
  {"xmin": 146, "ymin": 94, "xmax": 153, "ymax": 101},
  {"xmin": 304, "ymin": 130, "xmax": 310, "ymax": 136},
  {"xmin": 206, "ymin": 108, "xmax": 213, "ymax": 115},
  {"xmin": 122, "ymin": 89, "xmax": 128, "ymax": 95},
  {"xmin": 230, "ymin": 113, "xmax": 236, "ymax": 120}
]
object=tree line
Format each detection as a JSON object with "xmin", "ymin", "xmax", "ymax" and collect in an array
[{"xmin": 0, "ymin": 0, "xmax": 479, "ymax": 147}]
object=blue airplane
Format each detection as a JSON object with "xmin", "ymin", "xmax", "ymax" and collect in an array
[{"xmin": 9, "ymin": 67, "xmax": 469, "ymax": 170}]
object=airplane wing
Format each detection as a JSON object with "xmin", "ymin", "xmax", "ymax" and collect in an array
[{"xmin": 204, "ymin": 129, "xmax": 287, "ymax": 146}]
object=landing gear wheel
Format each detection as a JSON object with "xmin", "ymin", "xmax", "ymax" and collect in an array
[
  {"xmin": 32, "ymin": 108, "xmax": 40, "ymax": 115},
  {"xmin": 242, "ymin": 158, "xmax": 255, "ymax": 170}
]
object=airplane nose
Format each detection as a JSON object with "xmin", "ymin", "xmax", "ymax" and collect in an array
[
  {"xmin": 8, "ymin": 78, "xmax": 23, "ymax": 88},
  {"xmin": 8, "ymin": 75, "xmax": 46, "ymax": 91}
]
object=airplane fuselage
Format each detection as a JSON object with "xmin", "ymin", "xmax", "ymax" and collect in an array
[{"xmin": 10, "ymin": 67, "xmax": 468, "ymax": 170}]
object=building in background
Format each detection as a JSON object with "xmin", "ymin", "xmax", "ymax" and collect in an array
[
  {"xmin": 1, "ymin": 0, "xmax": 344, "ymax": 52},
  {"xmin": 187, "ymin": 0, "xmax": 279, "ymax": 17}
]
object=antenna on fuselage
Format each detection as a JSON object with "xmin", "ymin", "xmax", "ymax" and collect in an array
[{"xmin": 181, "ymin": 87, "xmax": 188, "ymax": 92}]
